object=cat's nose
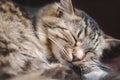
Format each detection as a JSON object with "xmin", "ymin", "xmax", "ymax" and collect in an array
[{"xmin": 72, "ymin": 48, "xmax": 85, "ymax": 62}]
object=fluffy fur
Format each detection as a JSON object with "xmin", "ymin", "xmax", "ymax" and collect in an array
[{"xmin": 0, "ymin": 0, "xmax": 120, "ymax": 80}]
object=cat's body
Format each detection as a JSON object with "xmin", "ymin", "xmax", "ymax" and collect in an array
[{"xmin": 0, "ymin": 0, "xmax": 120, "ymax": 80}]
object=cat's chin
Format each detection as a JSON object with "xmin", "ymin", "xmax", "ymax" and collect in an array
[{"xmin": 83, "ymin": 70, "xmax": 108, "ymax": 80}]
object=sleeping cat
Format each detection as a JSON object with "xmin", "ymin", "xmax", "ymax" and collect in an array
[{"xmin": 0, "ymin": 0, "xmax": 120, "ymax": 80}]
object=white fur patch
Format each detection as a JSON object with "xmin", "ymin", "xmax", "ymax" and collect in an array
[{"xmin": 84, "ymin": 70, "xmax": 108, "ymax": 80}]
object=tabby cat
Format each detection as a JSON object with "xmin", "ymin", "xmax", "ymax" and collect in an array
[{"xmin": 0, "ymin": 0, "xmax": 120, "ymax": 80}]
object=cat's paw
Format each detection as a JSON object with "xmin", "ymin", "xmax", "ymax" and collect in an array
[{"xmin": 84, "ymin": 70, "xmax": 107, "ymax": 80}]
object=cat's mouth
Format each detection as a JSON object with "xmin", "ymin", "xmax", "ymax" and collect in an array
[{"xmin": 71, "ymin": 50, "xmax": 98, "ymax": 65}]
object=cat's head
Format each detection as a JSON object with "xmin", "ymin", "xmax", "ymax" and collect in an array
[{"xmin": 37, "ymin": 0, "xmax": 87, "ymax": 62}]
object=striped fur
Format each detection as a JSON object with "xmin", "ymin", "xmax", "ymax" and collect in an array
[{"xmin": 0, "ymin": 0, "xmax": 120, "ymax": 80}]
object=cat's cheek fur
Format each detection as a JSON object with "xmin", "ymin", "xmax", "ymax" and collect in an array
[
  {"xmin": 51, "ymin": 43, "xmax": 73, "ymax": 62},
  {"xmin": 84, "ymin": 70, "xmax": 108, "ymax": 80}
]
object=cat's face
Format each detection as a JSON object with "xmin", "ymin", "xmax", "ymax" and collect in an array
[{"xmin": 38, "ymin": 0, "xmax": 98, "ymax": 62}]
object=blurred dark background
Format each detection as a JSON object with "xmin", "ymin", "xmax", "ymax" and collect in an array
[{"xmin": 14, "ymin": 0, "xmax": 120, "ymax": 39}]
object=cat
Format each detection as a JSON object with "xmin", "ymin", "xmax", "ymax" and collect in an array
[{"xmin": 0, "ymin": 0, "xmax": 120, "ymax": 80}]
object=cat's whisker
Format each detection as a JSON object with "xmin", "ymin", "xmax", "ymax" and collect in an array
[
  {"xmin": 38, "ymin": 24, "xmax": 73, "ymax": 60},
  {"xmin": 48, "ymin": 36, "xmax": 70, "ymax": 58}
]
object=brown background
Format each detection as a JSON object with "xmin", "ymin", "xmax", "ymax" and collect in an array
[{"xmin": 14, "ymin": 0, "xmax": 120, "ymax": 39}]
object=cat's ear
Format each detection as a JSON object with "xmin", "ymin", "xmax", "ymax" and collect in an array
[
  {"xmin": 100, "ymin": 36, "xmax": 120, "ymax": 70},
  {"xmin": 101, "ymin": 38, "xmax": 120, "ymax": 60},
  {"xmin": 59, "ymin": 0, "xmax": 75, "ymax": 15}
]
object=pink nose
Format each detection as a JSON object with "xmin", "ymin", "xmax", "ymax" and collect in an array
[{"xmin": 72, "ymin": 47, "xmax": 85, "ymax": 62}]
